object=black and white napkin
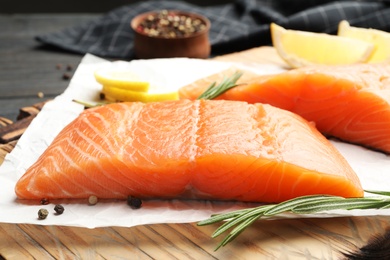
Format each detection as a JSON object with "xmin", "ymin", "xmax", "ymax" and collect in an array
[{"xmin": 36, "ymin": 0, "xmax": 390, "ymax": 59}]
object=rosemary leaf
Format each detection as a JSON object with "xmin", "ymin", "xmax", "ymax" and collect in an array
[
  {"xmin": 380, "ymin": 203, "xmax": 390, "ymax": 209},
  {"xmin": 365, "ymin": 190, "xmax": 390, "ymax": 197},
  {"xmin": 292, "ymin": 197, "xmax": 388, "ymax": 214},
  {"xmin": 197, "ymin": 208, "xmax": 251, "ymax": 226},
  {"xmin": 197, "ymin": 70, "xmax": 243, "ymax": 100},
  {"xmin": 217, "ymin": 214, "xmax": 260, "ymax": 250},
  {"xmin": 211, "ymin": 205, "xmax": 273, "ymax": 238},
  {"xmin": 263, "ymin": 195, "xmax": 339, "ymax": 216}
]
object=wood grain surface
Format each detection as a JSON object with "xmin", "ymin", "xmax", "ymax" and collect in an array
[
  {"xmin": 1, "ymin": 14, "xmax": 390, "ymax": 259},
  {"xmin": 1, "ymin": 215, "xmax": 390, "ymax": 259}
]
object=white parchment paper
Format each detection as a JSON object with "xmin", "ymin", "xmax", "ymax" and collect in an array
[{"xmin": 1, "ymin": 54, "xmax": 390, "ymax": 228}]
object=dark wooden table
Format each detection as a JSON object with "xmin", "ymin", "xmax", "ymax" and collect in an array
[
  {"xmin": 0, "ymin": 14, "xmax": 100, "ymax": 121},
  {"xmin": 1, "ymin": 13, "xmax": 390, "ymax": 259}
]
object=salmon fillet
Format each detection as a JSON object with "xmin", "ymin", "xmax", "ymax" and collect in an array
[
  {"xmin": 180, "ymin": 64, "xmax": 390, "ymax": 153},
  {"xmin": 15, "ymin": 100, "xmax": 363, "ymax": 203}
]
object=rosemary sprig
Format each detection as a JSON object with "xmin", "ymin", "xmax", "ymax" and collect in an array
[
  {"xmin": 197, "ymin": 190, "xmax": 390, "ymax": 250},
  {"xmin": 197, "ymin": 70, "xmax": 243, "ymax": 100}
]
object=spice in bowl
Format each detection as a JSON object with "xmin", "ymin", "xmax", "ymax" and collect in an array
[
  {"xmin": 131, "ymin": 10, "xmax": 211, "ymax": 59},
  {"xmin": 135, "ymin": 10, "xmax": 207, "ymax": 38}
]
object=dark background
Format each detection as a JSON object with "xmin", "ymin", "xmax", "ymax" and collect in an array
[
  {"xmin": 0, "ymin": 0, "xmax": 235, "ymax": 121},
  {"xmin": 2, "ymin": 0, "xmax": 234, "ymax": 13}
]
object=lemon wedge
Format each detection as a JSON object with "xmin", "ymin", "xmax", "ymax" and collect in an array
[
  {"xmin": 102, "ymin": 84, "xmax": 179, "ymax": 103},
  {"xmin": 338, "ymin": 20, "xmax": 390, "ymax": 63},
  {"xmin": 271, "ymin": 23, "xmax": 375, "ymax": 68},
  {"xmin": 94, "ymin": 68, "xmax": 150, "ymax": 92}
]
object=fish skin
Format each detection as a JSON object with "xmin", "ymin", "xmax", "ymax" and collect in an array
[
  {"xmin": 15, "ymin": 100, "xmax": 363, "ymax": 202},
  {"xmin": 179, "ymin": 64, "xmax": 390, "ymax": 153}
]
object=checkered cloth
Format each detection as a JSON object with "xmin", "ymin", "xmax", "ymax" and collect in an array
[{"xmin": 36, "ymin": 0, "xmax": 390, "ymax": 59}]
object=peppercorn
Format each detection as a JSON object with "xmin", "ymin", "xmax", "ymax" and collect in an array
[
  {"xmin": 40, "ymin": 198, "xmax": 49, "ymax": 205},
  {"xmin": 127, "ymin": 196, "xmax": 142, "ymax": 209},
  {"xmin": 54, "ymin": 204, "xmax": 65, "ymax": 215},
  {"xmin": 62, "ymin": 72, "xmax": 71, "ymax": 80},
  {"xmin": 38, "ymin": 208, "xmax": 49, "ymax": 220},
  {"xmin": 136, "ymin": 10, "xmax": 206, "ymax": 38},
  {"xmin": 88, "ymin": 195, "xmax": 98, "ymax": 206}
]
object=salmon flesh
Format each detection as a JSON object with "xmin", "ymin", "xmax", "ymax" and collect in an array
[
  {"xmin": 15, "ymin": 100, "xmax": 363, "ymax": 203},
  {"xmin": 180, "ymin": 64, "xmax": 390, "ymax": 153}
]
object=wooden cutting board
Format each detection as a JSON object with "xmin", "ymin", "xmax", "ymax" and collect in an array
[{"xmin": 1, "ymin": 46, "xmax": 389, "ymax": 259}]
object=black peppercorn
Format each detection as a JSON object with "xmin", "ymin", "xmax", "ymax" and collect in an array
[
  {"xmin": 62, "ymin": 73, "xmax": 71, "ymax": 80},
  {"xmin": 38, "ymin": 208, "xmax": 49, "ymax": 220},
  {"xmin": 54, "ymin": 204, "xmax": 65, "ymax": 214},
  {"xmin": 127, "ymin": 196, "xmax": 142, "ymax": 209}
]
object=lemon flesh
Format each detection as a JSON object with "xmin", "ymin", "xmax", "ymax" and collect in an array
[
  {"xmin": 94, "ymin": 68, "xmax": 150, "ymax": 92},
  {"xmin": 338, "ymin": 20, "xmax": 390, "ymax": 63},
  {"xmin": 271, "ymin": 23, "xmax": 375, "ymax": 68},
  {"xmin": 102, "ymin": 85, "xmax": 179, "ymax": 103}
]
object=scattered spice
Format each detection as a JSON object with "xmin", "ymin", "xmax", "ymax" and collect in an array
[
  {"xmin": 56, "ymin": 63, "xmax": 63, "ymax": 70},
  {"xmin": 66, "ymin": 64, "xmax": 73, "ymax": 71},
  {"xmin": 88, "ymin": 195, "xmax": 98, "ymax": 205},
  {"xmin": 37, "ymin": 92, "xmax": 44, "ymax": 98},
  {"xmin": 38, "ymin": 208, "xmax": 49, "ymax": 220},
  {"xmin": 40, "ymin": 198, "xmax": 49, "ymax": 205},
  {"xmin": 136, "ymin": 10, "xmax": 207, "ymax": 38},
  {"xmin": 62, "ymin": 73, "xmax": 72, "ymax": 80},
  {"xmin": 54, "ymin": 204, "xmax": 65, "ymax": 214},
  {"xmin": 127, "ymin": 196, "xmax": 142, "ymax": 209}
]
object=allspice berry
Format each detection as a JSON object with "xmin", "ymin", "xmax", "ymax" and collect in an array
[
  {"xmin": 38, "ymin": 208, "xmax": 49, "ymax": 220},
  {"xmin": 88, "ymin": 195, "xmax": 98, "ymax": 206}
]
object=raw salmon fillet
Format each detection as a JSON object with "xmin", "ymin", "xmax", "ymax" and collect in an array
[
  {"xmin": 15, "ymin": 100, "xmax": 363, "ymax": 203},
  {"xmin": 180, "ymin": 64, "xmax": 390, "ymax": 153}
]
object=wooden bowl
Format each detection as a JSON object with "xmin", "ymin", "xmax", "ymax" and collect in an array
[{"xmin": 131, "ymin": 10, "xmax": 211, "ymax": 59}]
